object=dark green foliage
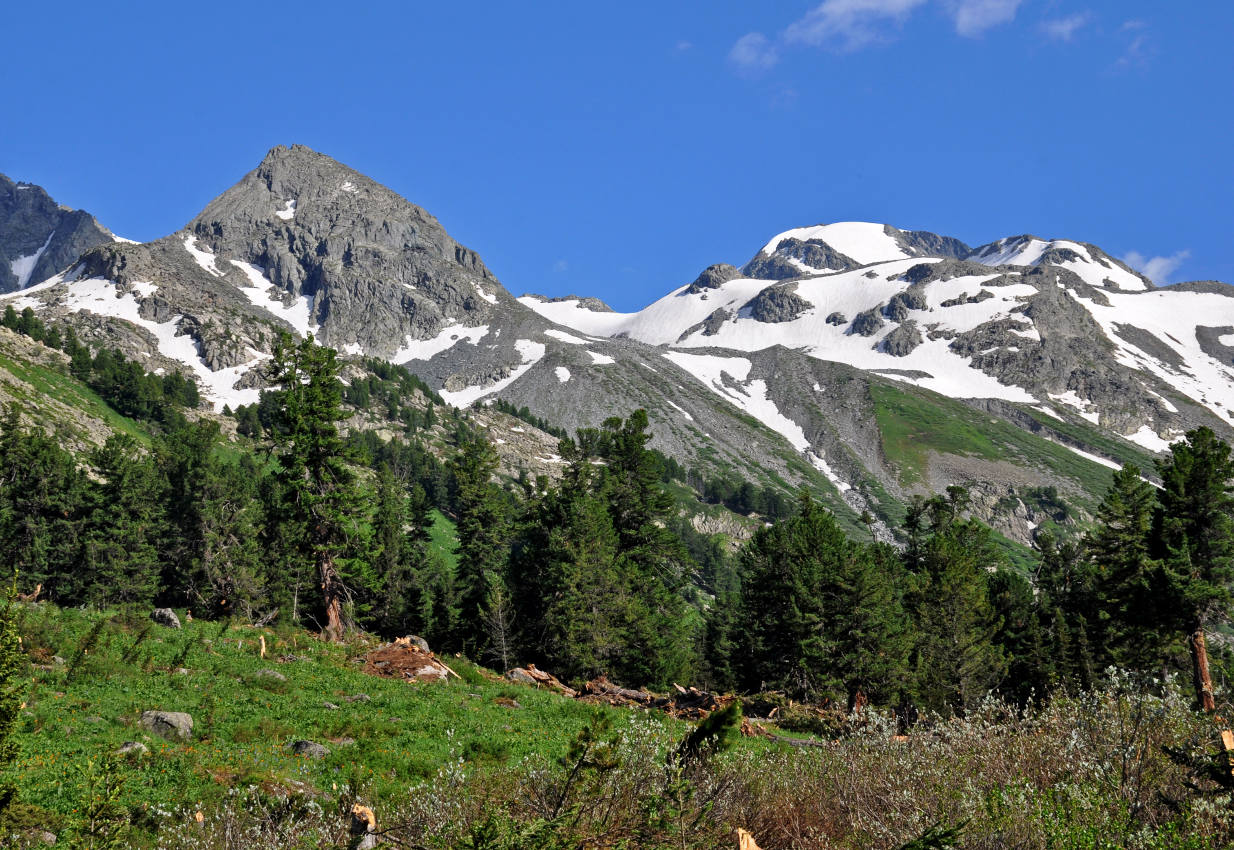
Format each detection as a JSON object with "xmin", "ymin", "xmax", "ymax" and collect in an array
[
  {"xmin": 0, "ymin": 578, "xmax": 24, "ymax": 818},
  {"xmin": 898, "ymin": 821, "xmax": 967, "ymax": 850},
  {"xmin": 671, "ymin": 699, "xmax": 741, "ymax": 768},
  {"xmin": 449, "ymin": 432, "xmax": 511, "ymax": 654},
  {"xmin": 906, "ymin": 490, "xmax": 1007, "ymax": 714},
  {"xmin": 731, "ymin": 492, "xmax": 910, "ymax": 705},
  {"xmin": 263, "ymin": 334, "xmax": 373, "ymax": 639},
  {"xmin": 1156, "ymin": 428, "xmax": 1234, "ymax": 631}
]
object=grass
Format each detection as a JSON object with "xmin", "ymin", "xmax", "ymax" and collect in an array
[
  {"xmin": 0, "ymin": 352, "xmax": 152, "ymax": 445},
  {"xmin": 9, "ymin": 606, "xmax": 1234, "ymax": 849},
  {"xmin": 870, "ymin": 381, "xmax": 1117, "ymax": 504},
  {"xmin": 12, "ymin": 605, "xmax": 661, "ymax": 825},
  {"xmin": 428, "ymin": 509, "xmax": 460, "ymax": 572}
]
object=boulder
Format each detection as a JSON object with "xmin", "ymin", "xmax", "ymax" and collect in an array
[
  {"xmin": 139, "ymin": 710, "xmax": 193, "ymax": 741},
  {"xmin": 290, "ymin": 740, "xmax": 330, "ymax": 759},
  {"xmin": 151, "ymin": 608, "xmax": 181, "ymax": 629},
  {"xmin": 254, "ymin": 669, "xmax": 287, "ymax": 682},
  {"xmin": 115, "ymin": 741, "xmax": 148, "ymax": 756}
]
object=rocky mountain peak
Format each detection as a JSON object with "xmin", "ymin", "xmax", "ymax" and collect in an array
[{"xmin": 0, "ymin": 175, "xmax": 114, "ymax": 293}]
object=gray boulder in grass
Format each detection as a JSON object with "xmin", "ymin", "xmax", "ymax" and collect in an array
[
  {"xmin": 151, "ymin": 608, "xmax": 181, "ymax": 629},
  {"xmin": 139, "ymin": 710, "xmax": 193, "ymax": 741}
]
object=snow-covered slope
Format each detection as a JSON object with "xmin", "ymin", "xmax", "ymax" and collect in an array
[{"xmin": 523, "ymin": 222, "xmax": 1234, "ymax": 456}]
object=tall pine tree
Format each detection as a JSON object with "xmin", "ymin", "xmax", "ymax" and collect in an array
[{"xmin": 1155, "ymin": 427, "xmax": 1234, "ymax": 710}]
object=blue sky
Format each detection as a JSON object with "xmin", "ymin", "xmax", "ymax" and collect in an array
[{"xmin": 2, "ymin": 1, "xmax": 1230, "ymax": 310}]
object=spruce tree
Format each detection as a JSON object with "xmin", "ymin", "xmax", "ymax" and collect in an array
[
  {"xmin": 1155, "ymin": 427, "xmax": 1234, "ymax": 710},
  {"xmin": 735, "ymin": 492, "xmax": 910, "ymax": 705},
  {"xmin": 1085, "ymin": 464, "xmax": 1166, "ymax": 670},
  {"xmin": 264, "ymin": 334, "xmax": 371, "ymax": 641},
  {"xmin": 447, "ymin": 431, "xmax": 510, "ymax": 655},
  {"xmin": 907, "ymin": 491, "xmax": 1006, "ymax": 714}
]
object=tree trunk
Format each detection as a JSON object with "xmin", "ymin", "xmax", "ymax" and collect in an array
[
  {"xmin": 1190, "ymin": 625, "xmax": 1216, "ymax": 712},
  {"xmin": 319, "ymin": 553, "xmax": 345, "ymax": 643}
]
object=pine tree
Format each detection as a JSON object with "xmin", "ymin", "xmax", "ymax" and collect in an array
[
  {"xmin": 264, "ymin": 334, "xmax": 371, "ymax": 641},
  {"xmin": 0, "ymin": 576, "xmax": 24, "ymax": 818},
  {"xmin": 447, "ymin": 431, "xmax": 510, "ymax": 655},
  {"xmin": 1155, "ymin": 427, "xmax": 1234, "ymax": 710},
  {"xmin": 510, "ymin": 455, "xmax": 625, "ymax": 681},
  {"xmin": 77, "ymin": 434, "xmax": 162, "ymax": 607},
  {"xmin": 907, "ymin": 491, "xmax": 1006, "ymax": 714},
  {"xmin": 735, "ymin": 492, "xmax": 910, "ymax": 705},
  {"xmin": 1085, "ymin": 464, "xmax": 1166, "ymax": 670}
]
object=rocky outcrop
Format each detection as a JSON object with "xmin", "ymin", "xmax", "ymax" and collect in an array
[
  {"xmin": 850, "ymin": 307, "xmax": 885, "ymax": 336},
  {"xmin": 747, "ymin": 285, "xmax": 811, "ymax": 323},
  {"xmin": 151, "ymin": 608, "xmax": 181, "ymax": 629},
  {"xmin": 685, "ymin": 264, "xmax": 741, "ymax": 294},
  {"xmin": 0, "ymin": 175, "xmax": 114, "ymax": 293},
  {"xmin": 743, "ymin": 238, "xmax": 860, "ymax": 280},
  {"xmin": 879, "ymin": 320, "xmax": 923, "ymax": 356}
]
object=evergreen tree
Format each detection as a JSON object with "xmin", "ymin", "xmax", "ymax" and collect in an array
[
  {"xmin": 907, "ymin": 491, "xmax": 1006, "ymax": 714},
  {"xmin": 1155, "ymin": 427, "xmax": 1234, "ymax": 710},
  {"xmin": 1085, "ymin": 464, "xmax": 1166, "ymax": 670},
  {"xmin": 510, "ymin": 457, "xmax": 625, "ymax": 681},
  {"xmin": 264, "ymin": 334, "xmax": 372, "ymax": 641},
  {"xmin": 0, "ymin": 577, "xmax": 24, "ymax": 818},
  {"xmin": 77, "ymin": 434, "xmax": 162, "ymax": 607},
  {"xmin": 734, "ymin": 492, "xmax": 910, "ymax": 705},
  {"xmin": 447, "ymin": 431, "xmax": 510, "ymax": 655}
]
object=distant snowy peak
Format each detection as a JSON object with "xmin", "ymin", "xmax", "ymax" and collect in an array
[
  {"xmin": 745, "ymin": 222, "xmax": 971, "ymax": 280},
  {"xmin": 967, "ymin": 235, "xmax": 1150, "ymax": 292}
]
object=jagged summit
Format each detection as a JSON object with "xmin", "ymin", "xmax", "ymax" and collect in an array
[{"xmin": 0, "ymin": 174, "xmax": 115, "ymax": 293}]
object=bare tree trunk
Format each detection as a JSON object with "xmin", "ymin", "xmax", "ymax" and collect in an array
[
  {"xmin": 319, "ymin": 553, "xmax": 345, "ymax": 643},
  {"xmin": 1190, "ymin": 625, "xmax": 1216, "ymax": 712}
]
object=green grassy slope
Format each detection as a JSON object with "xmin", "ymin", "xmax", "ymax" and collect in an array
[{"xmin": 14, "ymin": 606, "xmax": 671, "ymax": 824}]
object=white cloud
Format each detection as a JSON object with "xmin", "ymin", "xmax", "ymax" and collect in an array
[
  {"xmin": 943, "ymin": 0, "xmax": 1023, "ymax": 37},
  {"xmin": 1114, "ymin": 21, "xmax": 1152, "ymax": 70},
  {"xmin": 784, "ymin": 0, "xmax": 928, "ymax": 51},
  {"xmin": 1041, "ymin": 11, "xmax": 1091, "ymax": 42},
  {"xmin": 1124, "ymin": 249, "xmax": 1190, "ymax": 285},
  {"xmin": 728, "ymin": 31, "xmax": 780, "ymax": 72}
]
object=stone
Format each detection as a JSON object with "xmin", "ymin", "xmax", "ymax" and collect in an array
[
  {"xmin": 254, "ymin": 669, "xmax": 287, "ymax": 682},
  {"xmin": 139, "ymin": 710, "xmax": 193, "ymax": 741},
  {"xmin": 151, "ymin": 608, "xmax": 181, "ymax": 629},
  {"xmin": 343, "ymin": 693, "xmax": 371, "ymax": 703},
  {"xmin": 323, "ymin": 702, "xmax": 339, "ymax": 711},
  {"xmin": 115, "ymin": 741, "xmax": 148, "ymax": 756},
  {"xmin": 290, "ymin": 740, "xmax": 330, "ymax": 759}
]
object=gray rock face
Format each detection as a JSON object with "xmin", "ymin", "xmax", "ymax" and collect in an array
[
  {"xmin": 187, "ymin": 144, "xmax": 504, "ymax": 359},
  {"xmin": 151, "ymin": 608, "xmax": 181, "ymax": 629},
  {"xmin": 883, "ymin": 291, "xmax": 927, "ymax": 322},
  {"xmin": 685, "ymin": 263, "xmax": 741, "ymax": 294},
  {"xmin": 879, "ymin": 320, "xmax": 923, "ymax": 356},
  {"xmin": 747, "ymin": 285, "xmax": 811, "ymax": 323},
  {"xmin": 850, "ymin": 307, "xmax": 885, "ymax": 336},
  {"xmin": 940, "ymin": 290, "xmax": 993, "ymax": 308},
  {"xmin": 891, "ymin": 227, "xmax": 971, "ymax": 260},
  {"xmin": 743, "ymin": 238, "xmax": 860, "ymax": 280},
  {"xmin": 0, "ymin": 175, "xmax": 114, "ymax": 293},
  {"xmin": 903, "ymin": 259, "xmax": 1003, "ymax": 286},
  {"xmin": 535, "ymin": 294, "xmax": 615, "ymax": 312},
  {"xmin": 139, "ymin": 710, "xmax": 193, "ymax": 741},
  {"xmin": 825, "ymin": 312, "xmax": 847, "ymax": 325}
]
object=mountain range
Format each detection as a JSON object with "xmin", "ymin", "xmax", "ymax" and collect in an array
[{"xmin": 4, "ymin": 144, "xmax": 1232, "ymax": 545}]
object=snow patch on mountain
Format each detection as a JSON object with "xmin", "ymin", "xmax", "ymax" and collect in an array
[
  {"xmin": 393, "ymin": 323, "xmax": 489, "ymax": 362},
  {"xmin": 586, "ymin": 350, "xmax": 615, "ymax": 365},
  {"xmin": 10, "ymin": 231, "xmax": 54, "ymax": 289},
  {"xmin": 808, "ymin": 452, "xmax": 851, "ymax": 492},
  {"xmin": 661, "ymin": 351, "xmax": 812, "ymax": 452},
  {"xmin": 275, "ymin": 199, "xmax": 297, "ymax": 220},
  {"xmin": 555, "ymin": 366, "xmax": 571, "ymax": 383},
  {"xmin": 229, "ymin": 261, "xmax": 317, "ymax": 337},
  {"xmin": 440, "ymin": 339, "xmax": 545, "ymax": 407},
  {"xmin": 183, "ymin": 235, "xmax": 224, "ymax": 277},
  {"xmin": 1073, "ymin": 287, "xmax": 1234, "ymax": 425},
  {"xmin": 760, "ymin": 222, "xmax": 911, "ymax": 265},
  {"xmin": 544, "ymin": 328, "xmax": 589, "ymax": 345}
]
